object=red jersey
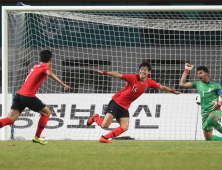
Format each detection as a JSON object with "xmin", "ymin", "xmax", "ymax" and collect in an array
[
  {"xmin": 17, "ymin": 62, "xmax": 51, "ymax": 97},
  {"xmin": 112, "ymin": 74, "xmax": 160, "ymax": 110}
]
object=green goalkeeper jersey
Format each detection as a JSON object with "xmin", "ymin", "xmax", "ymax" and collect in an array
[{"xmin": 192, "ymin": 81, "xmax": 222, "ymax": 118}]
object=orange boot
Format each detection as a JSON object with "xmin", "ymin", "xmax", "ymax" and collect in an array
[
  {"xmin": 87, "ymin": 114, "xmax": 99, "ymax": 126},
  {"xmin": 99, "ymin": 136, "xmax": 111, "ymax": 143}
]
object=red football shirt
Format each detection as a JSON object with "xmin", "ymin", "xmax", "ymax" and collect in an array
[
  {"xmin": 112, "ymin": 74, "xmax": 160, "ymax": 110},
  {"xmin": 17, "ymin": 62, "xmax": 51, "ymax": 97}
]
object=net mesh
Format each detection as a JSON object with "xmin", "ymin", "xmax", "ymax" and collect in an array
[{"xmin": 5, "ymin": 10, "xmax": 222, "ymax": 140}]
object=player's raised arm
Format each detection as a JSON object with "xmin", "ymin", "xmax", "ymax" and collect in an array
[
  {"xmin": 179, "ymin": 63, "xmax": 194, "ymax": 88},
  {"xmin": 46, "ymin": 70, "xmax": 72, "ymax": 90},
  {"xmin": 93, "ymin": 69, "xmax": 122, "ymax": 79},
  {"xmin": 159, "ymin": 85, "xmax": 180, "ymax": 94}
]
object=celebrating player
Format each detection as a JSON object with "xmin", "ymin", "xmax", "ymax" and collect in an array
[
  {"xmin": 0, "ymin": 50, "xmax": 71, "ymax": 144},
  {"xmin": 180, "ymin": 64, "xmax": 222, "ymax": 141},
  {"xmin": 87, "ymin": 61, "xmax": 180, "ymax": 143}
]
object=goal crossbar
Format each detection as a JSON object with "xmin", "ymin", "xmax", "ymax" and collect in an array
[{"xmin": 2, "ymin": 5, "xmax": 222, "ymax": 12}]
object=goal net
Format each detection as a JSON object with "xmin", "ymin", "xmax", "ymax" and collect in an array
[{"xmin": 2, "ymin": 6, "xmax": 222, "ymax": 140}]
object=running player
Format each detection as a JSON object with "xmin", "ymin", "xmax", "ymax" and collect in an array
[
  {"xmin": 180, "ymin": 63, "xmax": 222, "ymax": 141},
  {"xmin": 0, "ymin": 50, "xmax": 71, "ymax": 144},
  {"xmin": 87, "ymin": 61, "xmax": 180, "ymax": 143}
]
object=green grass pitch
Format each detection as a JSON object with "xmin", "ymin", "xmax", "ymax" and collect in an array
[{"xmin": 0, "ymin": 140, "xmax": 221, "ymax": 170}]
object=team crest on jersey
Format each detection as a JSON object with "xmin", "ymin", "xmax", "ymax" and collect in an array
[
  {"xmin": 144, "ymin": 87, "xmax": 148, "ymax": 92},
  {"xmin": 132, "ymin": 84, "xmax": 137, "ymax": 93},
  {"xmin": 208, "ymin": 88, "xmax": 211, "ymax": 92}
]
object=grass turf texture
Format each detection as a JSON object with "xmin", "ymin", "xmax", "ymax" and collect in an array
[{"xmin": 0, "ymin": 140, "xmax": 222, "ymax": 170}]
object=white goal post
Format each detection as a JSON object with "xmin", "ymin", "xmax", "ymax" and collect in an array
[{"xmin": 2, "ymin": 6, "xmax": 222, "ymax": 140}]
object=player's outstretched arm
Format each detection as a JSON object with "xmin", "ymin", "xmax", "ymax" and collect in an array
[
  {"xmin": 93, "ymin": 70, "xmax": 122, "ymax": 79},
  {"xmin": 179, "ymin": 63, "xmax": 194, "ymax": 89},
  {"xmin": 159, "ymin": 85, "xmax": 180, "ymax": 94},
  {"xmin": 46, "ymin": 70, "xmax": 72, "ymax": 90}
]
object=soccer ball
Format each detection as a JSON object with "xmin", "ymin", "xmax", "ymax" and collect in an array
[{"xmin": 196, "ymin": 95, "xmax": 201, "ymax": 105}]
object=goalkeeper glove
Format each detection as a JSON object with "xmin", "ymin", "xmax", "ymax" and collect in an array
[
  {"xmin": 212, "ymin": 101, "xmax": 222, "ymax": 110},
  {"xmin": 184, "ymin": 63, "xmax": 194, "ymax": 73}
]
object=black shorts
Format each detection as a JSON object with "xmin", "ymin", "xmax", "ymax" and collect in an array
[
  {"xmin": 11, "ymin": 93, "xmax": 46, "ymax": 113},
  {"xmin": 105, "ymin": 99, "xmax": 129, "ymax": 119}
]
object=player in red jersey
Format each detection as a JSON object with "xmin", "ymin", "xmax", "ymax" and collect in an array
[
  {"xmin": 0, "ymin": 50, "xmax": 71, "ymax": 144},
  {"xmin": 87, "ymin": 61, "xmax": 180, "ymax": 143}
]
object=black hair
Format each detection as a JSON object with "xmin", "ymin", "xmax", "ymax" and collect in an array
[
  {"xmin": 40, "ymin": 50, "xmax": 52, "ymax": 63},
  {"xmin": 197, "ymin": 66, "xmax": 209, "ymax": 73},
  {"xmin": 139, "ymin": 61, "xmax": 152, "ymax": 71}
]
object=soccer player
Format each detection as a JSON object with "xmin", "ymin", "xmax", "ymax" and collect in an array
[
  {"xmin": 180, "ymin": 63, "xmax": 222, "ymax": 141},
  {"xmin": 87, "ymin": 61, "xmax": 180, "ymax": 143},
  {"xmin": 0, "ymin": 50, "xmax": 71, "ymax": 144}
]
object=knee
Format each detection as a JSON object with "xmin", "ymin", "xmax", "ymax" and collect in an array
[
  {"xmin": 39, "ymin": 106, "xmax": 51, "ymax": 116},
  {"xmin": 43, "ymin": 110, "xmax": 51, "ymax": 116},
  {"xmin": 121, "ymin": 125, "xmax": 129, "ymax": 131},
  {"xmin": 101, "ymin": 123, "xmax": 109, "ymax": 129},
  {"xmin": 46, "ymin": 111, "xmax": 51, "ymax": 116},
  {"xmin": 206, "ymin": 116, "xmax": 215, "ymax": 126}
]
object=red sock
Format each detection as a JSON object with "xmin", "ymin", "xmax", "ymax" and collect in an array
[
  {"xmin": 93, "ymin": 117, "xmax": 103, "ymax": 126},
  {"xmin": 35, "ymin": 115, "xmax": 49, "ymax": 138},
  {"xmin": 104, "ymin": 126, "xmax": 125, "ymax": 139},
  {"xmin": 0, "ymin": 117, "xmax": 13, "ymax": 128}
]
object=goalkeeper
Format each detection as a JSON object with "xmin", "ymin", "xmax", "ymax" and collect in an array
[
  {"xmin": 87, "ymin": 61, "xmax": 180, "ymax": 143},
  {"xmin": 180, "ymin": 64, "xmax": 222, "ymax": 141}
]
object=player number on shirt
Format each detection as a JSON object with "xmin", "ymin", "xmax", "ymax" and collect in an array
[{"xmin": 25, "ymin": 69, "xmax": 34, "ymax": 82}]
